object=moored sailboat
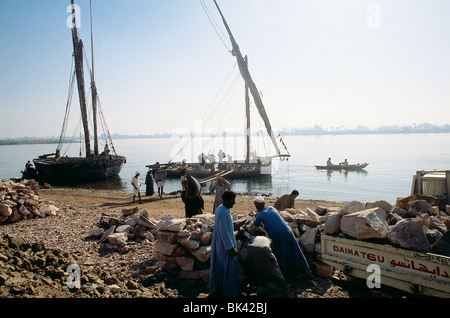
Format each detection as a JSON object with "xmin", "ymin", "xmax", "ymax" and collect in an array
[
  {"xmin": 147, "ymin": 0, "xmax": 290, "ymax": 180},
  {"xmin": 33, "ymin": 0, "xmax": 126, "ymax": 182}
]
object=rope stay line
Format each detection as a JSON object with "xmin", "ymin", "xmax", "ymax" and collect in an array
[
  {"xmin": 199, "ymin": 0, "xmax": 231, "ymax": 52},
  {"xmin": 168, "ymin": 63, "xmax": 239, "ymax": 163},
  {"xmin": 57, "ymin": 56, "xmax": 76, "ymax": 155},
  {"xmin": 58, "ymin": 46, "xmax": 117, "ymax": 158}
]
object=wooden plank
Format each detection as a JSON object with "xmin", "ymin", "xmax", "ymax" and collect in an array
[
  {"xmin": 417, "ymin": 171, "xmax": 423, "ymax": 195},
  {"xmin": 199, "ymin": 170, "xmax": 233, "ymax": 185}
]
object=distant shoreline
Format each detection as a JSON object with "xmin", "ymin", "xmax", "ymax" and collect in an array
[
  {"xmin": 2, "ymin": 126, "xmax": 450, "ymax": 145},
  {"xmin": 0, "ymin": 138, "xmax": 75, "ymax": 146}
]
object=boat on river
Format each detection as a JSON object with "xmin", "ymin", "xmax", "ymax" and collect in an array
[
  {"xmin": 32, "ymin": 0, "xmax": 126, "ymax": 182},
  {"xmin": 315, "ymin": 162, "xmax": 369, "ymax": 171},
  {"xmin": 147, "ymin": 0, "xmax": 290, "ymax": 180}
]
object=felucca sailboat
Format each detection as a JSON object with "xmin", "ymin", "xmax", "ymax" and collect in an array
[
  {"xmin": 147, "ymin": 0, "xmax": 290, "ymax": 180},
  {"xmin": 33, "ymin": 0, "xmax": 126, "ymax": 182}
]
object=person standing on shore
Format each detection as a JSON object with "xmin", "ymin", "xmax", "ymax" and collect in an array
[
  {"xmin": 154, "ymin": 167, "xmax": 167, "ymax": 199},
  {"xmin": 249, "ymin": 196, "xmax": 309, "ymax": 278},
  {"xmin": 210, "ymin": 191, "xmax": 240, "ymax": 298},
  {"xmin": 181, "ymin": 174, "xmax": 204, "ymax": 218},
  {"xmin": 131, "ymin": 171, "xmax": 142, "ymax": 204},
  {"xmin": 274, "ymin": 190, "xmax": 299, "ymax": 211},
  {"xmin": 209, "ymin": 176, "xmax": 231, "ymax": 213},
  {"xmin": 145, "ymin": 168, "xmax": 155, "ymax": 196}
]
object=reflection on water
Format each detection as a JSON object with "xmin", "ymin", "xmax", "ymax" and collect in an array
[
  {"xmin": 320, "ymin": 169, "xmax": 369, "ymax": 180},
  {"xmin": 223, "ymin": 176, "xmax": 273, "ymax": 196}
]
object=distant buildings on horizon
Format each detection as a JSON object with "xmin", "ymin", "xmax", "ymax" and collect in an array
[{"xmin": 2, "ymin": 122, "xmax": 450, "ymax": 144}]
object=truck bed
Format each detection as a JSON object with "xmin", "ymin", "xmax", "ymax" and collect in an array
[{"xmin": 321, "ymin": 234, "xmax": 450, "ymax": 297}]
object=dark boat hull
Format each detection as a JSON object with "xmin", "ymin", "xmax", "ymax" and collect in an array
[
  {"xmin": 315, "ymin": 163, "xmax": 369, "ymax": 171},
  {"xmin": 147, "ymin": 161, "xmax": 272, "ymax": 181},
  {"xmin": 33, "ymin": 155, "xmax": 126, "ymax": 182}
]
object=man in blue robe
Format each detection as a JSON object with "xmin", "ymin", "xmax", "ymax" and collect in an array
[
  {"xmin": 250, "ymin": 196, "xmax": 310, "ymax": 277},
  {"xmin": 210, "ymin": 191, "xmax": 240, "ymax": 297}
]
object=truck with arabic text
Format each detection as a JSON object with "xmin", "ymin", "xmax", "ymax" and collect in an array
[{"xmin": 321, "ymin": 234, "xmax": 450, "ymax": 297}]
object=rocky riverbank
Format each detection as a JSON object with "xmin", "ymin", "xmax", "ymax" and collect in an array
[{"xmin": 0, "ymin": 182, "xmax": 431, "ymax": 299}]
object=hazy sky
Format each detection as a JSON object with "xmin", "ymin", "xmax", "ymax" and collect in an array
[{"xmin": 1, "ymin": 0, "xmax": 449, "ymax": 139}]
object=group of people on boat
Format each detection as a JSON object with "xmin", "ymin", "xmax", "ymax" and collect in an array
[{"xmin": 326, "ymin": 157, "xmax": 348, "ymax": 167}]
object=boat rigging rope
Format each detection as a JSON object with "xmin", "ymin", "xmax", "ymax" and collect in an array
[
  {"xmin": 199, "ymin": 0, "xmax": 231, "ymax": 52},
  {"xmin": 57, "ymin": 57, "xmax": 76, "ymax": 154},
  {"xmin": 206, "ymin": 73, "xmax": 241, "ymax": 154},
  {"xmin": 83, "ymin": 50, "xmax": 118, "ymax": 156},
  {"xmin": 168, "ymin": 63, "xmax": 238, "ymax": 163}
]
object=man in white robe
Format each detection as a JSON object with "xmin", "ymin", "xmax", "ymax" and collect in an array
[
  {"xmin": 210, "ymin": 191, "xmax": 240, "ymax": 297},
  {"xmin": 131, "ymin": 171, "xmax": 141, "ymax": 204},
  {"xmin": 209, "ymin": 177, "xmax": 231, "ymax": 213}
]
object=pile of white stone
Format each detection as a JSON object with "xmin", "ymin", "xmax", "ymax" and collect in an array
[
  {"xmin": 88, "ymin": 195, "xmax": 450, "ymax": 282},
  {"xmin": 155, "ymin": 213, "xmax": 217, "ymax": 282},
  {"xmin": 0, "ymin": 179, "xmax": 59, "ymax": 224},
  {"xmin": 281, "ymin": 196, "xmax": 450, "ymax": 257},
  {"xmin": 88, "ymin": 207, "xmax": 159, "ymax": 251}
]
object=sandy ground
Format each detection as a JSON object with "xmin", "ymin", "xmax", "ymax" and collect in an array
[{"xmin": 39, "ymin": 186, "xmax": 347, "ymax": 219}]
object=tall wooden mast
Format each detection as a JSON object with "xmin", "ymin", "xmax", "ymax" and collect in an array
[
  {"xmin": 245, "ymin": 82, "xmax": 251, "ymax": 163},
  {"xmin": 70, "ymin": 0, "xmax": 91, "ymax": 157},
  {"xmin": 213, "ymin": 0, "xmax": 283, "ymax": 158},
  {"xmin": 90, "ymin": 0, "xmax": 99, "ymax": 155}
]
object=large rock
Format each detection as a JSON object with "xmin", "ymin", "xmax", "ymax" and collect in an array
[
  {"xmin": 386, "ymin": 218, "xmax": 431, "ymax": 253},
  {"xmin": 190, "ymin": 246, "xmax": 211, "ymax": 263},
  {"xmin": 0, "ymin": 203, "xmax": 12, "ymax": 217},
  {"xmin": 157, "ymin": 218, "xmax": 186, "ymax": 232},
  {"xmin": 178, "ymin": 237, "xmax": 200, "ymax": 250},
  {"xmin": 137, "ymin": 215, "xmax": 158, "ymax": 229},
  {"xmin": 386, "ymin": 212, "xmax": 403, "ymax": 226},
  {"xmin": 407, "ymin": 200, "xmax": 435, "ymax": 216},
  {"xmin": 396, "ymin": 194, "xmax": 442, "ymax": 211},
  {"xmin": 38, "ymin": 204, "xmax": 59, "ymax": 216},
  {"xmin": 428, "ymin": 216, "xmax": 448, "ymax": 234},
  {"xmin": 340, "ymin": 201, "xmax": 365, "ymax": 215},
  {"xmin": 107, "ymin": 232, "xmax": 128, "ymax": 245},
  {"xmin": 300, "ymin": 228, "xmax": 318, "ymax": 253},
  {"xmin": 99, "ymin": 226, "xmax": 116, "ymax": 242},
  {"xmin": 323, "ymin": 213, "xmax": 342, "ymax": 235},
  {"xmin": 304, "ymin": 208, "xmax": 321, "ymax": 226},
  {"xmin": 364, "ymin": 200, "xmax": 393, "ymax": 213},
  {"xmin": 157, "ymin": 231, "xmax": 178, "ymax": 243},
  {"xmin": 340, "ymin": 208, "xmax": 388, "ymax": 240},
  {"xmin": 155, "ymin": 241, "xmax": 179, "ymax": 256},
  {"xmin": 88, "ymin": 228, "xmax": 104, "ymax": 238},
  {"xmin": 176, "ymin": 256, "xmax": 195, "ymax": 271},
  {"xmin": 285, "ymin": 208, "xmax": 321, "ymax": 226},
  {"xmin": 432, "ymin": 231, "xmax": 450, "ymax": 257},
  {"xmin": 18, "ymin": 205, "xmax": 31, "ymax": 216},
  {"xmin": 7, "ymin": 208, "xmax": 22, "ymax": 222},
  {"xmin": 390, "ymin": 207, "xmax": 407, "ymax": 218}
]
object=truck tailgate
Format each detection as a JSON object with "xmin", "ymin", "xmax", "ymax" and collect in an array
[{"xmin": 321, "ymin": 234, "xmax": 450, "ymax": 297}]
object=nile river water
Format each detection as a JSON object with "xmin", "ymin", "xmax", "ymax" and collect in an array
[{"xmin": 1, "ymin": 133, "xmax": 449, "ymax": 205}]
